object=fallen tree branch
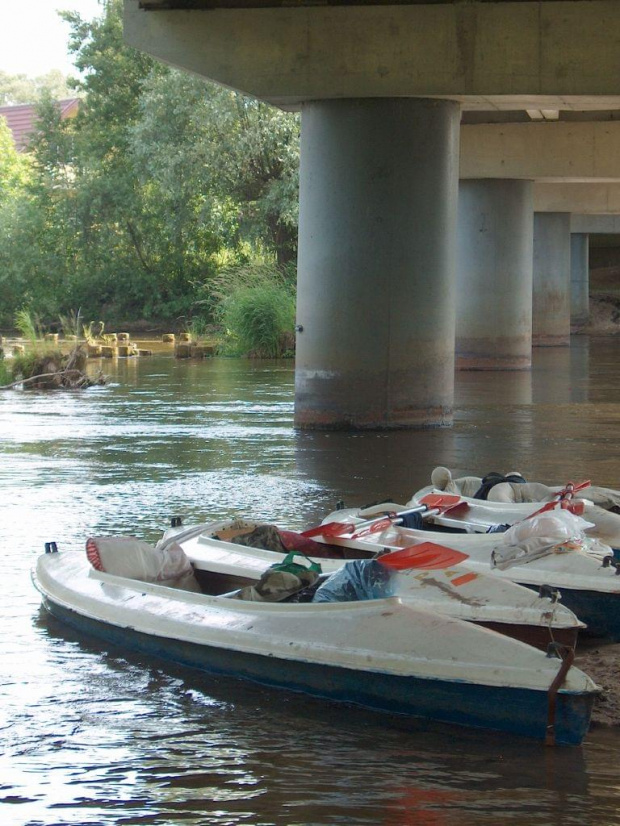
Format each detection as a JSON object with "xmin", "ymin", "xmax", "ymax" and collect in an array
[{"xmin": 0, "ymin": 368, "xmax": 107, "ymax": 391}]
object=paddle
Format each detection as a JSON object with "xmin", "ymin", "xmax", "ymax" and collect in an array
[
  {"xmin": 377, "ymin": 542, "xmax": 469, "ymax": 570},
  {"xmin": 302, "ymin": 496, "xmax": 466, "ymax": 540},
  {"xmin": 523, "ymin": 480, "xmax": 592, "ymax": 521}
]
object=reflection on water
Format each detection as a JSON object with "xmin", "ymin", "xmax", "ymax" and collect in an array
[{"xmin": 2, "ymin": 338, "xmax": 620, "ymax": 824}]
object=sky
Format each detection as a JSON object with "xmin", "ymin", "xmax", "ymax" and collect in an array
[{"xmin": 0, "ymin": 0, "xmax": 104, "ymax": 77}]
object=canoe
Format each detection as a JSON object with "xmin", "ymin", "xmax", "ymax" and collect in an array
[
  {"xmin": 161, "ymin": 519, "xmax": 585, "ymax": 650},
  {"xmin": 410, "ymin": 485, "xmax": 620, "ymax": 549},
  {"xmin": 321, "ymin": 502, "xmax": 620, "ymax": 640},
  {"xmin": 32, "ymin": 544, "xmax": 598, "ymax": 745},
  {"xmin": 426, "ymin": 466, "xmax": 620, "ymax": 512}
]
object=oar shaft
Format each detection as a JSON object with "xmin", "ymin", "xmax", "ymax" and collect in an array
[{"xmin": 354, "ymin": 504, "xmax": 427, "ymax": 532}]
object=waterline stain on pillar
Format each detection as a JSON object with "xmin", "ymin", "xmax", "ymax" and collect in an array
[{"xmin": 294, "ymin": 98, "xmax": 460, "ymax": 430}]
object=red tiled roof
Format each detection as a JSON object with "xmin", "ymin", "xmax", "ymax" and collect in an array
[{"xmin": 0, "ymin": 98, "xmax": 80, "ymax": 151}]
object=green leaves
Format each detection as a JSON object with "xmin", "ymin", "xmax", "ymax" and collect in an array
[{"xmin": 0, "ymin": 0, "xmax": 301, "ymax": 329}]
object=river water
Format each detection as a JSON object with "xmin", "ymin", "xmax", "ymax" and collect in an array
[{"xmin": 2, "ymin": 337, "xmax": 620, "ymax": 825}]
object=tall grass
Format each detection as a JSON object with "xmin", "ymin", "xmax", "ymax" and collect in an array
[
  {"xmin": 213, "ymin": 263, "xmax": 296, "ymax": 358},
  {"xmin": 15, "ymin": 308, "xmax": 41, "ymax": 342},
  {"xmin": 58, "ymin": 309, "xmax": 82, "ymax": 339}
]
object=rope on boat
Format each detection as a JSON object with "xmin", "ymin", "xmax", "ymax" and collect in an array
[{"xmin": 545, "ymin": 645, "xmax": 575, "ymax": 747}]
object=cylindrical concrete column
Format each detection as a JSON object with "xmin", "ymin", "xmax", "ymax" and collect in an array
[
  {"xmin": 571, "ymin": 233, "xmax": 590, "ymax": 327},
  {"xmin": 456, "ymin": 179, "xmax": 533, "ymax": 370},
  {"xmin": 294, "ymin": 98, "xmax": 460, "ymax": 430},
  {"xmin": 532, "ymin": 213, "xmax": 571, "ymax": 346}
]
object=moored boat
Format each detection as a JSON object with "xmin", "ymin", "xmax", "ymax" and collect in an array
[
  {"xmin": 161, "ymin": 518, "xmax": 585, "ymax": 650},
  {"xmin": 33, "ymin": 541, "xmax": 598, "ymax": 745},
  {"xmin": 410, "ymin": 481, "xmax": 620, "ymax": 549},
  {"xmin": 320, "ymin": 502, "xmax": 620, "ymax": 640},
  {"xmin": 426, "ymin": 466, "xmax": 620, "ymax": 512}
]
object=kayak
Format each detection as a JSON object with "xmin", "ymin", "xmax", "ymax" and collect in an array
[
  {"xmin": 320, "ymin": 502, "xmax": 620, "ymax": 640},
  {"xmin": 160, "ymin": 518, "xmax": 585, "ymax": 650},
  {"xmin": 32, "ymin": 541, "xmax": 599, "ymax": 745}
]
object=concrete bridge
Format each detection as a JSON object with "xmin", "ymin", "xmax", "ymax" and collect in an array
[{"xmin": 124, "ymin": 0, "xmax": 620, "ymax": 428}]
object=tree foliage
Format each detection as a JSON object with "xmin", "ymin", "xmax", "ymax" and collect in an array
[
  {"xmin": 0, "ymin": 0, "xmax": 300, "ymax": 331},
  {"xmin": 0, "ymin": 70, "xmax": 72, "ymax": 106}
]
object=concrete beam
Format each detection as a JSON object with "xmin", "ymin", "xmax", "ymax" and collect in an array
[
  {"xmin": 534, "ymin": 183, "xmax": 620, "ymax": 214},
  {"xmin": 124, "ymin": 1, "xmax": 620, "ymax": 108},
  {"xmin": 461, "ymin": 121, "xmax": 620, "ymax": 182},
  {"xmin": 571, "ymin": 214, "xmax": 620, "ymax": 233}
]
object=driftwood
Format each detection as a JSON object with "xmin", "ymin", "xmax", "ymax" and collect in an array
[
  {"xmin": 0, "ymin": 346, "xmax": 107, "ymax": 391},
  {"xmin": 0, "ymin": 368, "xmax": 106, "ymax": 390}
]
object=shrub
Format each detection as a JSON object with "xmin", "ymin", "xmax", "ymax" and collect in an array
[
  {"xmin": 0, "ymin": 349, "xmax": 10, "ymax": 386},
  {"xmin": 213, "ymin": 263, "xmax": 296, "ymax": 358}
]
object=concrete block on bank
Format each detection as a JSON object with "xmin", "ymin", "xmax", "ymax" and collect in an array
[
  {"xmin": 118, "ymin": 344, "xmax": 138, "ymax": 357},
  {"xmin": 174, "ymin": 342, "xmax": 192, "ymax": 358}
]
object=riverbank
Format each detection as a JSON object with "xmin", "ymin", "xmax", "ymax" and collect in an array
[
  {"xmin": 573, "ymin": 294, "xmax": 620, "ymax": 335},
  {"xmin": 576, "ymin": 641, "xmax": 620, "ymax": 727}
]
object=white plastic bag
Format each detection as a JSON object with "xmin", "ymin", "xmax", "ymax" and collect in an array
[{"xmin": 491, "ymin": 510, "xmax": 595, "ymax": 570}]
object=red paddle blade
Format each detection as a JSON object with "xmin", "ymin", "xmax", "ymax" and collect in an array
[
  {"xmin": 562, "ymin": 500, "xmax": 586, "ymax": 515},
  {"xmin": 526, "ymin": 496, "xmax": 587, "ymax": 520},
  {"xmin": 379, "ymin": 542, "xmax": 469, "ymax": 571},
  {"xmin": 420, "ymin": 493, "xmax": 467, "ymax": 513},
  {"xmin": 301, "ymin": 522, "xmax": 355, "ymax": 538}
]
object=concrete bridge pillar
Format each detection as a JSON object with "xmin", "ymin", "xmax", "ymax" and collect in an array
[
  {"xmin": 570, "ymin": 233, "xmax": 590, "ymax": 327},
  {"xmin": 532, "ymin": 213, "xmax": 572, "ymax": 347},
  {"xmin": 294, "ymin": 98, "xmax": 460, "ymax": 429},
  {"xmin": 456, "ymin": 179, "xmax": 533, "ymax": 370}
]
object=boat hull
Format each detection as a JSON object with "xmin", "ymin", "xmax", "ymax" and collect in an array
[
  {"xmin": 41, "ymin": 594, "xmax": 594, "ymax": 747},
  {"xmin": 520, "ymin": 586, "xmax": 620, "ymax": 641},
  {"xmin": 476, "ymin": 621, "xmax": 578, "ymax": 650}
]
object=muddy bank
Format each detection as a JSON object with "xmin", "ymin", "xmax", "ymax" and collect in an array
[
  {"xmin": 574, "ymin": 294, "xmax": 620, "ymax": 336},
  {"xmin": 576, "ymin": 641, "xmax": 620, "ymax": 726}
]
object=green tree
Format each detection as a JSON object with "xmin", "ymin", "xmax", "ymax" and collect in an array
[
  {"xmin": 0, "ymin": 69, "xmax": 72, "ymax": 106},
  {"xmin": 0, "ymin": 116, "xmax": 30, "ymax": 194},
  {"xmin": 0, "ymin": 117, "xmax": 34, "ymax": 326},
  {"xmin": 60, "ymin": 0, "xmax": 167, "ymax": 318},
  {"xmin": 0, "ymin": 0, "xmax": 301, "ymax": 329}
]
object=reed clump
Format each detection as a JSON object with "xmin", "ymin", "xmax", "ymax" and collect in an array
[{"xmin": 212, "ymin": 263, "xmax": 296, "ymax": 358}]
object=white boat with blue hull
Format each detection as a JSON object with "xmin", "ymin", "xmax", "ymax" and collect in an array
[
  {"xmin": 320, "ymin": 502, "xmax": 620, "ymax": 640},
  {"xmin": 33, "ymin": 546, "xmax": 598, "ymax": 746},
  {"xmin": 410, "ymin": 484, "xmax": 620, "ymax": 549},
  {"xmin": 162, "ymin": 519, "xmax": 585, "ymax": 650}
]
